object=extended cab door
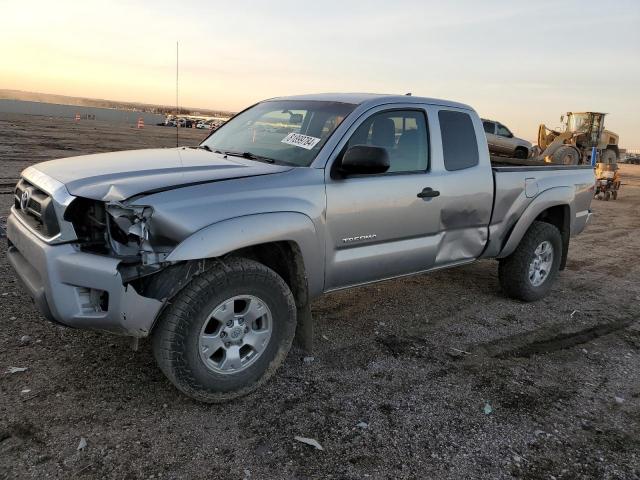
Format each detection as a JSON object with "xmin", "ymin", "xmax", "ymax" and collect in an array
[{"xmin": 323, "ymin": 105, "xmax": 494, "ymax": 291}]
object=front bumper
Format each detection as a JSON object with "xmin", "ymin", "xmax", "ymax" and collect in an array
[{"xmin": 6, "ymin": 212, "xmax": 163, "ymax": 337}]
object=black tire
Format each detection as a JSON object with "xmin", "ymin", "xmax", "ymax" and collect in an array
[
  {"xmin": 612, "ymin": 190, "xmax": 618, "ymax": 200},
  {"xmin": 552, "ymin": 146, "xmax": 580, "ymax": 165},
  {"xmin": 514, "ymin": 147, "xmax": 528, "ymax": 159},
  {"xmin": 498, "ymin": 221, "xmax": 562, "ymax": 302},
  {"xmin": 152, "ymin": 257, "xmax": 296, "ymax": 402},
  {"xmin": 604, "ymin": 191, "xmax": 611, "ymax": 201}
]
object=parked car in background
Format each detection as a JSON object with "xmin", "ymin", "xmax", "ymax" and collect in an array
[
  {"xmin": 622, "ymin": 153, "xmax": 640, "ymax": 164},
  {"xmin": 482, "ymin": 119, "xmax": 532, "ymax": 159}
]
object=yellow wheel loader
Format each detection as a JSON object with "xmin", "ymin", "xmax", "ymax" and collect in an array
[{"xmin": 535, "ymin": 112, "xmax": 620, "ymax": 165}]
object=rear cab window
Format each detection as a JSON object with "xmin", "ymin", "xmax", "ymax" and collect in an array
[{"xmin": 438, "ymin": 110, "xmax": 479, "ymax": 171}]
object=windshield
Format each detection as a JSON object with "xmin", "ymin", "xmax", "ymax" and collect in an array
[
  {"xmin": 201, "ymin": 100, "xmax": 356, "ymax": 166},
  {"xmin": 568, "ymin": 113, "xmax": 590, "ymax": 132}
]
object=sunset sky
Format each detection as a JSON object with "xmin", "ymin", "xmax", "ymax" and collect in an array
[{"xmin": 2, "ymin": 0, "xmax": 639, "ymax": 147}]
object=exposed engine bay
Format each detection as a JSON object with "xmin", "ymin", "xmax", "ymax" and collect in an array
[{"xmin": 63, "ymin": 197, "xmax": 174, "ymax": 283}]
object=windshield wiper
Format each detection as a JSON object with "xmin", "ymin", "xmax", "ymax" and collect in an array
[
  {"xmin": 222, "ymin": 150, "xmax": 276, "ymax": 164},
  {"xmin": 197, "ymin": 144, "xmax": 212, "ymax": 152}
]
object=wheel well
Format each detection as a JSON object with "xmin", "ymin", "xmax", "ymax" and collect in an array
[
  {"xmin": 138, "ymin": 241, "xmax": 309, "ymax": 335},
  {"xmin": 227, "ymin": 241, "xmax": 309, "ymax": 309},
  {"xmin": 515, "ymin": 146, "xmax": 528, "ymax": 153},
  {"xmin": 535, "ymin": 205, "xmax": 570, "ymax": 270}
]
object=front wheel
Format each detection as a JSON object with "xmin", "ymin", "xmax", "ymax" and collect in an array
[
  {"xmin": 152, "ymin": 258, "xmax": 296, "ymax": 402},
  {"xmin": 552, "ymin": 146, "xmax": 580, "ymax": 165},
  {"xmin": 498, "ymin": 221, "xmax": 562, "ymax": 302}
]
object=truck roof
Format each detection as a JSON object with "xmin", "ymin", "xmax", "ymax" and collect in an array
[{"xmin": 266, "ymin": 92, "xmax": 473, "ymax": 111}]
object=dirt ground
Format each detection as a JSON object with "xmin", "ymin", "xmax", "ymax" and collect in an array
[{"xmin": 1, "ymin": 114, "xmax": 639, "ymax": 480}]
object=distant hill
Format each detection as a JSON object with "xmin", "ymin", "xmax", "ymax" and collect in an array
[{"xmin": 0, "ymin": 89, "xmax": 235, "ymax": 117}]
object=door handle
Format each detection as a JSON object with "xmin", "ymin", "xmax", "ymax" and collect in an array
[{"xmin": 417, "ymin": 187, "xmax": 440, "ymax": 199}]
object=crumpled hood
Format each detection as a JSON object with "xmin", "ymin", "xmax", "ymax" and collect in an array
[{"xmin": 31, "ymin": 147, "xmax": 292, "ymax": 201}]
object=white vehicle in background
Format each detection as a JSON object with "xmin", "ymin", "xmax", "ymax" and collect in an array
[
  {"xmin": 195, "ymin": 122, "xmax": 209, "ymax": 129},
  {"xmin": 482, "ymin": 119, "xmax": 532, "ymax": 159}
]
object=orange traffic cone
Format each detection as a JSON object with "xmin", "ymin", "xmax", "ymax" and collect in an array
[
  {"xmin": 75, "ymin": 113, "xmax": 80, "ymax": 121},
  {"xmin": 137, "ymin": 117, "xmax": 145, "ymax": 129}
]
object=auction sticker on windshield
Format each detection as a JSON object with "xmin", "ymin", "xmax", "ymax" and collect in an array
[{"xmin": 281, "ymin": 132, "xmax": 321, "ymax": 150}]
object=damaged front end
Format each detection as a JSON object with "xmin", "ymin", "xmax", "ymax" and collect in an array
[
  {"xmin": 50, "ymin": 197, "xmax": 182, "ymax": 335},
  {"xmin": 64, "ymin": 198, "xmax": 175, "ymax": 281}
]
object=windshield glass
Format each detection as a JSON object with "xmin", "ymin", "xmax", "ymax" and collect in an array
[
  {"xmin": 568, "ymin": 113, "xmax": 589, "ymax": 132},
  {"xmin": 201, "ymin": 100, "xmax": 356, "ymax": 166}
]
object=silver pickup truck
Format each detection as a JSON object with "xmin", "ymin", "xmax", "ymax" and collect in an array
[{"xmin": 7, "ymin": 93, "xmax": 595, "ymax": 402}]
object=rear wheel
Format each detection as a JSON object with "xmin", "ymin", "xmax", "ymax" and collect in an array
[
  {"xmin": 604, "ymin": 191, "xmax": 611, "ymax": 201},
  {"xmin": 612, "ymin": 190, "xmax": 618, "ymax": 200},
  {"xmin": 498, "ymin": 221, "xmax": 562, "ymax": 302},
  {"xmin": 152, "ymin": 258, "xmax": 296, "ymax": 402}
]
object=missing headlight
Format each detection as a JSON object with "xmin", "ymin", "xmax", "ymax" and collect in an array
[
  {"xmin": 106, "ymin": 203, "xmax": 169, "ymax": 265},
  {"xmin": 66, "ymin": 199, "xmax": 170, "ymax": 266},
  {"xmin": 64, "ymin": 197, "xmax": 109, "ymax": 254}
]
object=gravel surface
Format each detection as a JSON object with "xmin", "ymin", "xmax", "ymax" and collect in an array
[{"xmin": 1, "ymin": 114, "xmax": 639, "ymax": 479}]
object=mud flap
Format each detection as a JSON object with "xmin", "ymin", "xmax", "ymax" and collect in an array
[
  {"xmin": 560, "ymin": 228, "xmax": 570, "ymax": 271},
  {"xmin": 294, "ymin": 304, "xmax": 313, "ymax": 354}
]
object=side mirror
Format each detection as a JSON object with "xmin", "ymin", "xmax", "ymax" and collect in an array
[{"xmin": 340, "ymin": 145, "xmax": 390, "ymax": 175}]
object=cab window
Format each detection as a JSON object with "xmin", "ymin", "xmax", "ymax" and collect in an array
[
  {"xmin": 496, "ymin": 124, "xmax": 512, "ymax": 137},
  {"xmin": 346, "ymin": 110, "xmax": 428, "ymax": 172}
]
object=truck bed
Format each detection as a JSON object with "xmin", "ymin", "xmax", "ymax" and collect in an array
[
  {"xmin": 490, "ymin": 155, "xmax": 594, "ymax": 171},
  {"xmin": 481, "ymin": 158, "xmax": 595, "ymax": 259}
]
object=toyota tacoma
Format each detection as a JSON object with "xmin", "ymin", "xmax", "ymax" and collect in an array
[{"xmin": 7, "ymin": 93, "xmax": 595, "ymax": 402}]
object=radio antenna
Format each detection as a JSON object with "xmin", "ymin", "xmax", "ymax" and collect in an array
[{"xmin": 175, "ymin": 41, "xmax": 179, "ymax": 147}]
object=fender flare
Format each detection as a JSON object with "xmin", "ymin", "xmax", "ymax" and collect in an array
[
  {"xmin": 165, "ymin": 211, "xmax": 324, "ymax": 297},
  {"xmin": 497, "ymin": 186, "xmax": 574, "ymax": 259}
]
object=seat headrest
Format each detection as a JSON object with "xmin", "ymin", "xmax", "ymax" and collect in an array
[{"xmin": 371, "ymin": 118, "xmax": 396, "ymax": 148}]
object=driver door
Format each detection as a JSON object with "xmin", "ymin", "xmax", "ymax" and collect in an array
[{"xmin": 324, "ymin": 107, "xmax": 443, "ymax": 290}]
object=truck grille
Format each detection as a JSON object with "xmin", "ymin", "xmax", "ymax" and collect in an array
[{"xmin": 14, "ymin": 178, "xmax": 61, "ymax": 238}]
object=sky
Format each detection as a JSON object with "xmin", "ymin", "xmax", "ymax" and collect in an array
[{"xmin": 2, "ymin": 0, "xmax": 639, "ymax": 147}]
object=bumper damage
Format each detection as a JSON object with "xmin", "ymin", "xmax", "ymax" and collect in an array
[{"xmin": 6, "ymin": 213, "xmax": 163, "ymax": 337}]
